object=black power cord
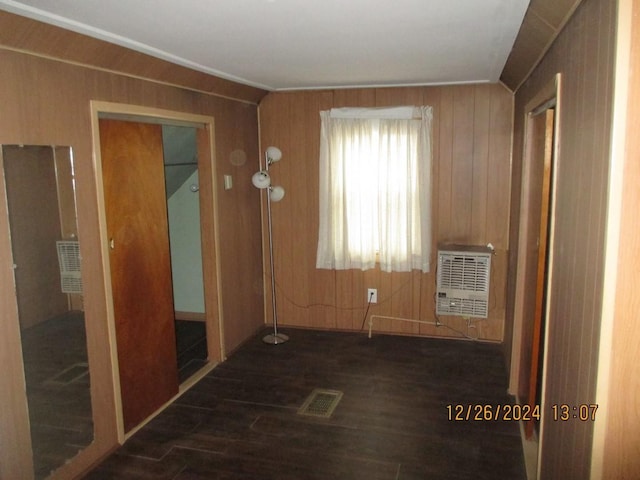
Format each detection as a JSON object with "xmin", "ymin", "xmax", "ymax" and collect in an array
[{"xmin": 360, "ymin": 291, "xmax": 375, "ymax": 331}]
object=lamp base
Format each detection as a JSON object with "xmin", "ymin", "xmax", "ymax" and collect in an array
[{"xmin": 262, "ymin": 332, "xmax": 289, "ymax": 345}]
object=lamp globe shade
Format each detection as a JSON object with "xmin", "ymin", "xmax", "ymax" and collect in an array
[
  {"xmin": 265, "ymin": 146, "xmax": 282, "ymax": 163},
  {"xmin": 252, "ymin": 171, "xmax": 271, "ymax": 189},
  {"xmin": 270, "ymin": 185, "xmax": 285, "ymax": 202}
]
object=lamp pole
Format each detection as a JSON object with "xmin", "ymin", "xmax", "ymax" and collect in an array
[{"xmin": 261, "ymin": 148, "xmax": 288, "ymax": 345}]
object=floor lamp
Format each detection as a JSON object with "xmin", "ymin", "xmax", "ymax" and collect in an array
[{"xmin": 252, "ymin": 146, "xmax": 288, "ymax": 344}]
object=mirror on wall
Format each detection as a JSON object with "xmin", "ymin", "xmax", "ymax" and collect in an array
[{"xmin": 1, "ymin": 145, "xmax": 93, "ymax": 479}]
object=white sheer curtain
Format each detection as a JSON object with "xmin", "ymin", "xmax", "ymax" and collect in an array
[{"xmin": 316, "ymin": 106, "xmax": 433, "ymax": 273}]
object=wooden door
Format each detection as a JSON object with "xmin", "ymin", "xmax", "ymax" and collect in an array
[
  {"xmin": 518, "ymin": 108, "xmax": 555, "ymax": 438},
  {"xmin": 99, "ymin": 119, "xmax": 178, "ymax": 432},
  {"xmin": 525, "ymin": 108, "xmax": 554, "ymax": 437}
]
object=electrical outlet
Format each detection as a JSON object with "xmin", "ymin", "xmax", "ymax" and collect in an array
[{"xmin": 367, "ymin": 288, "xmax": 378, "ymax": 304}]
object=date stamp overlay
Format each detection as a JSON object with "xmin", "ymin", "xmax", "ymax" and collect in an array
[{"xmin": 446, "ymin": 403, "xmax": 598, "ymax": 422}]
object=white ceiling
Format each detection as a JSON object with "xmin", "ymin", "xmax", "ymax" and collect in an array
[{"xmin": 0, "ymin": 0, "xmax": 530, "ymax": 91}]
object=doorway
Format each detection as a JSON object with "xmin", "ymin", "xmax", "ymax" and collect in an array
[
  {"xmin": 511, "ymin": 75, "xmax": 560, "ymax": 476},
  {"xmin": 91, "ymin": 102, "xmax": 224, "ymax": 437},
  {"xmin": 162, "ymin": 124, "xmax": 209, "ymax": 382}
]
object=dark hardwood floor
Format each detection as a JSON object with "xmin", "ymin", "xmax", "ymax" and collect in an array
[
  {"xmin": 176, "ymin": 320, "xmax": 208, "ymax": 384},
  {"xmin": 83, "ymin": 328, "xmax": 526, "ymax": 479}
]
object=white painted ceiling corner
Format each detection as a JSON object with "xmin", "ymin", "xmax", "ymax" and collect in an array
[{"xmin": 0, "ymin": 0, "xmax": 530, "ymax": 91}]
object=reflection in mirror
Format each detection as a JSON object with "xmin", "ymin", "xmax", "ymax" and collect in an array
[{"xmin": 1, "ymin": 145, "xmax": 93, "ymax": 479}]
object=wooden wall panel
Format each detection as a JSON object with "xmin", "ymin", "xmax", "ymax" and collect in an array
[
  {"xmin": 0, "ymin": 11, "xmax": 267, "ymax": 104},
  {"xmin": 599, "ymin": 0, "xmax": 640, "ymax": 478},
  {"xmin": 487, "ymin": 87, "xmax": 514, "ymax": 248},
  {"xmin": 0, "ymin": 47, "xmax": 263, "ymax": 477},
  {"xmin": 501, "ymin": 0, "xmax": 584, "ymax": 91},
  {"xmin": 505, "ymin": 0, "xmax": 616, "ymax": 476},
  {"xmin": 450, "ymin": 87, "xmax": 475, "ymax": 241},
  {"xmin": 471, "ymin": 90, "xmax": 490, "ymax": 244},
  {"xmin": 258, "ymin": 84, "xmax": 513, "ymax": 343},
  {"xmin": 210, "ymin": 100, "xmax": 262, "ymax": 353}
]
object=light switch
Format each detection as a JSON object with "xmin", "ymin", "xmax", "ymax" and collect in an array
[{"xmin": 224, "ymin": 174, "xmax": 233, "ymax": 190}]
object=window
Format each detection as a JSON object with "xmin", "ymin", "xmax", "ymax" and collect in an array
[{"xmin": 316, "ymin": 106, "xmax": 433, "ymax": 273}]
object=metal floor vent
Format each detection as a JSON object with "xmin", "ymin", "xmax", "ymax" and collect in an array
[
  {"xmin": 297, "ymin": 389, "xmax": 343, "ymax": 418},
  {"xmin": 45, "ymin": 363, "xmax": 89, "ymax": 385}
]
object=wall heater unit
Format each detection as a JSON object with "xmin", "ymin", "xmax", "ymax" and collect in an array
[
  {"xmin": 56, "ymin": 240, "xmax": 83, "ymax": 294},
  {"xmin": 436, "ymin": 245, "xmax": 492, "ymax": 319}
]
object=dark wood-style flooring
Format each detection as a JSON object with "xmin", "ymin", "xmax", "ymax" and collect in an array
[
  {"xmin": 83, "ymin": 328, "xmax": 526, "ymax": 479},
  {"xmin": 176, "ymin": 320, "xmax": 208, "ymax": 384}
]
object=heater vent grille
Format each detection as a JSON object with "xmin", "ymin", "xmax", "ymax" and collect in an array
[
  {"xmin": 56, "ymin": 240, "xmax": 82, "ymax": 294},
  {"xmin": 436, "ymin": 246, "xmax": 491, "ymax": 318},
  {"xmin": 298, "ymin": 389, "xmax": 343, "ymax": 418}
]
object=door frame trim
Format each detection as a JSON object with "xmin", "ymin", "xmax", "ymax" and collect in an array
[
  {"xmin": 510, "ymin": 74, "xmax": 561, "ymax": 393},
  {"xmin": 90, "ymin": 101, "xmax": 225, "ymax": 441},
  {"xmin": 509, "ymin": 74, "xmax": 561, "ymax": 478}
]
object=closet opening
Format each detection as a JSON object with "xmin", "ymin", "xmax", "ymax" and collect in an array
[
  {"xmin": 91, "ymin": 102, "xmax": 224, "ymax": 438},
  {"xmin": 162, "ymin": 124, "xmax": 208, "ymax": 383}
]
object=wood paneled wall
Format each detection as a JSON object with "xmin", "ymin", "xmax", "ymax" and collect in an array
[
  {"xmin": 258, "ymin": 84, "xmax": 513, "ymax": 342},
  {"xmin": 506, "ymin": 0, "xmax": 616, "ymax": 477},
  {"xmin": 0, "ymin": 11, "xmax": 267, "ymax": 104},
  {"xmin": 0, "ymin": 45, "xmax": 263, "ymax": 477},
  {"xmin": 599, "ymin": 0, "xmax": 640, "ymax": 478},
  {"xmin": 501, "ymin": 0, "xmax": 583, "ymax": 90}
]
